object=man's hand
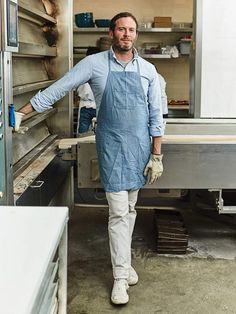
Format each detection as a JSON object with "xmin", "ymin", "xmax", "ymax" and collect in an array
[
  {"xmin": 14, "ymin": 112, "xmax": 29, "ymax": 134},
  {"xmin": 144, "ymin": 154, "xmax": 163, "ymax": 184},
  {"xmin": 13, "ymin": 102, "xmax": 34, "ymax": 133},
  {"xmin": 14, "ymin": 112, "xmax": 25, "ymax": 132}
]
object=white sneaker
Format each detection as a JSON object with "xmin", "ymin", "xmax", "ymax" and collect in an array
[
  {"xmin": 111, "ymin": 279, "xmax": 129, "ymax": 305},
  {"xmin": 128, "ymin": 266, "xmax": 139, "ymax": 286}
]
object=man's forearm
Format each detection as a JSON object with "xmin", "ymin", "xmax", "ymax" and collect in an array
[
  {"xmin": 152, "ymin": 136, "xmax": 162, "ymax": 155},
  {"xmin": 18, "ymin": 102, "xmax": 34, "ymax": 114}
]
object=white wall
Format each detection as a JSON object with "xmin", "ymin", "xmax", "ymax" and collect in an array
[{"xmin": 199, "ymin": 0, "xmax": 236, "ymax": 117}]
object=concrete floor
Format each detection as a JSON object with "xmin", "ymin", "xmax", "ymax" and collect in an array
[{"xmin": 67, "ymin": 200, "xmax": 236, "ymax": 314}]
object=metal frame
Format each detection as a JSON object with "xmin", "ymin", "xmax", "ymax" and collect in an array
[
  {"xmin": 0, "ymin": 53, "xmax": 6, "ymax": 204},
  {"xmin": 2, "ymin": 52, "xmax": 14, "ymax": 204},
  {"xmin": 58, "ymin": 224, "xmax": 68, "ymax": 314},
  {"xmin": 0, "ymin": 4, "xmax": 4, "ymax": 203},
  {"xmin": 190, "ymin": 0, "xmax": 202, "ymax": 118},
  {"xmin": 2, "ymin": 0, "xmax": 19, "ymax": 52},
  {"xmin": 214, "ymin": 190, "xmax": 236, "ymax": 214},
  {"xmin": 46, "ymin": 0, "xmax": 73, "ymax": 138},
  {"xmin": 0, "ymin": 0, "xmax": 17, "ymax": 204},
  {"xmin": 165, "ymin": 118, "xmax": 236, "ymax": 135}
]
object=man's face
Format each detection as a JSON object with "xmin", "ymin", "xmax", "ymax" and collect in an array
[{"xmin": 109, "ymin": 17, "xmax": 138, "ymax": 52}]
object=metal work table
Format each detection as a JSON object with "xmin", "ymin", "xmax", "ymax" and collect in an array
[
  {"xmin": 0, "ymin": 206, "xmax": 68, "ymax": 314},
  {"xmin": 58, "ymin": 133, "xmax": 236, "ymax": 190}
]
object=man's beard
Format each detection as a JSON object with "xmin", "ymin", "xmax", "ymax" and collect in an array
[{"xmin": 113, "ymin": 42, "xmax": 133, "ymax": 52}]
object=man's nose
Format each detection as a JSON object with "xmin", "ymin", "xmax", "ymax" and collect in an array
[{"xmin": 124, "ymin": 29, "xmax": 130, "ymax": 36}]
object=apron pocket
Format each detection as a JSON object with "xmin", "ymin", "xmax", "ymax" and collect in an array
[{"xmin": 114, "ymin": 90, "xmax": 127, "ymax": 109}]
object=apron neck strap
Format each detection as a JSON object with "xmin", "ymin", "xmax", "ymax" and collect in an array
[
  {"xmin": 108, "ymin": 51, "xmax": 111, "ymax": 72},
  {"xmin": 136, "ymin": 58, "xmax": 140, "ymax": 74}
]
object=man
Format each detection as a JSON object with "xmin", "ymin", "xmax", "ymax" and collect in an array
[
  {"xmin": 158, "ymin": 73, "xmax": 168, "ymax": 118},
  {"xmin": 16, "ymin": 12, "xmax": 165, "ymax": 305},
  {"xmin": 77, "ymin": 81, "xmax": 96, "ymax": 134},
  {"xmin": 76, "ymin": 48, "xmax": 100, "ymax": 135}
]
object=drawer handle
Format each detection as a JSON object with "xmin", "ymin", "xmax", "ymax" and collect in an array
[{"xmin": 30, "ymin": 180, "xmax": 44, "ymax": 188}]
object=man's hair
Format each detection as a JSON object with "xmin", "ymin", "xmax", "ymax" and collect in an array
[{"xmin": 109, "ymin": 12, "xmax": 139, "ymax": 32}]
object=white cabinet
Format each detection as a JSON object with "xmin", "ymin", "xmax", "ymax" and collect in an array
[
  {"xmin": 194, "ymin": 0, "xmax": 236, "ymax": 118},
  {"xmin": 0, "ymin": 206, "xmax": 68, "ymax": 314}
]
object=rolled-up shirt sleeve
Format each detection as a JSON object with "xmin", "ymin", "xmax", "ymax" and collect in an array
[
  {"xmin": 31, "ymin": 57, "xmax": 93, "ymax": 112},
  {"xmin": 148, "ymin": 70, "xmax": 165, "ymax": 137}
]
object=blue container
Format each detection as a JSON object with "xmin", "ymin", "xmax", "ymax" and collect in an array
[
  {"xmin": 75, "ymin": 12, "xmax": 94, "ymax": 28},
  {"xmin": 9, "ymin": 104, "xmax": 15, "ymax": 127},
  {"xmin": 95, "ymin": 19, "xmax": 111, "ymax": 28}
]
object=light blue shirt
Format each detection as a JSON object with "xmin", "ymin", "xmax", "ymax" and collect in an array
[{"xmin": 31, "ymin": 47, "xmax": 164, "ymax": 137}]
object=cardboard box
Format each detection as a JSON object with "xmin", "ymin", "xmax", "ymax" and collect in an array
[
  {"xmin": 152, "ymin": 22, "xmax": 172, "ymax": 28},
  {"xmin": 154, "ymin": 16, "xmax": 172, "ymax": 23}
]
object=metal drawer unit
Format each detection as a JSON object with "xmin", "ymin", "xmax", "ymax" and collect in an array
[{"xmin": 0, "ymin": 206, "xmax": 68, "ymax": 314}]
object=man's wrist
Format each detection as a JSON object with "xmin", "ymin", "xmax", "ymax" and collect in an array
[
  {"xmin": 18, "ymin": 102, "xmax": 34, "ymax": 114},
  {"xmin": 151, "ymin": 153, "xmax": 163, "ymax": 161}
]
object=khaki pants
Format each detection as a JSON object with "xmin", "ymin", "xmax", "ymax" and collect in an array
[{"xmin": 106, "ymin": 189, "xmax": 139, "ymax": 279}]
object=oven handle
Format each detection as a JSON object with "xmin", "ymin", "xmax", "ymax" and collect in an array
[{"xmin": 30, "ymin": 180, "xmax": 44, "ymax": 188}]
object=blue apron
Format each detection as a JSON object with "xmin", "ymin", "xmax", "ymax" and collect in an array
[{"xmin": 96, "ymin": 53, "xmax": 151, "ymax": 192}]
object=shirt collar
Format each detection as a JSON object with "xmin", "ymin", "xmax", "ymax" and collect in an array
[{"xmin": 110, "ymin": 46, "xmax": 139, "ymax": 63}]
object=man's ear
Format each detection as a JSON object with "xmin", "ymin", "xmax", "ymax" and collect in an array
[{"xmin": 108, "ymin": 30, "xmax": 113, "ymax": 39}]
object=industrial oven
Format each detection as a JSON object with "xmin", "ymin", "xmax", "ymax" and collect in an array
[{"xmin": 0, "ymin": 0, "xmax": 74, "ymax": 206}]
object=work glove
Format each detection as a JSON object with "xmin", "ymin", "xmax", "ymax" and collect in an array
[
  {"xmin": 92, "ymin": 117, "xmax": 97, "ymax": 134},
  {"xmin": 144, "ymin": 154, "xmax": 163, "ymax": 184},
  {"xmin": 14, "ymin": 112, "xmax": 28, "ymax": 134}
]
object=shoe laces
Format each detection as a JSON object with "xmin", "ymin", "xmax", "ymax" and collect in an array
[{"xmin": 114, "ymin": 279, "xmax": 128, "ymax": 292}]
